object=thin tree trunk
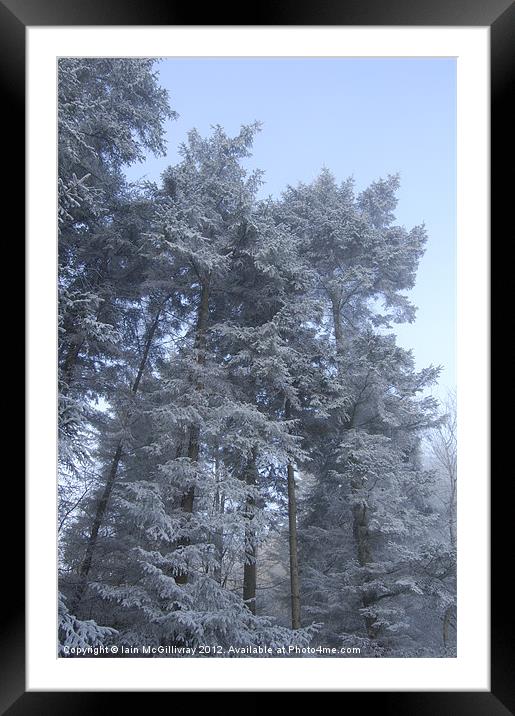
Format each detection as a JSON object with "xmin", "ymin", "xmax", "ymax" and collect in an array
[
  {"xmin": 284, "ymin": 400, "xmax": 301, "ymax": 629},
  {"xmin": 351, "ymin": 467, "xmax": 378, "ymax": 640},
  {"xmin": 174, "ymin": 427, "xmax": 199, "ymax": 586},
  {"xmin": 212, "ymin": 447, "xmax": 224, "ymax": 584},
  {"xmin": 444, "ymin": 476, "xmax": 456, "ymax": 650},
  {"xmin": 352, "ymin": 499, "xmax": 373, "ymax": 566},
  {"xmin": 70, "ymin": 301, "xmax": 165, "ymax": 612},
  {"xmin": 332, "ymin": 295, "xmax": 345, "ymax": 355},
  {"xmin": 352, "ymin": 494, "xmax": 377, "ymax": 639},
  {"xmin": 175, "ymin": 276, "xmax": 210, "ymax": 585},
  {"xmin": 449, "ymin": 477, "xmax": 457, "ymax": 551},
  {"xmin": 287, "ymin": 463, "xmax": 301, "ymax": 629},
  {"xmin": 243, "ymin": 450, "xmax": 258, "ymax": 614},
  {"xmin": 70, "ymin": 442, "xmax": 123, "ymax": 613},
  {"xmin": 332, "ymin": 296, "xmax": 376, "ymax": 639}
]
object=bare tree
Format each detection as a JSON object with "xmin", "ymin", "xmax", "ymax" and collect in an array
[
  {"xmin": 428, "ymin": 390, "xmax": 457, "ymax": 550},
  {"xmin": 427, "ymin": 390, "xmax": 457, "ymax": 649}
]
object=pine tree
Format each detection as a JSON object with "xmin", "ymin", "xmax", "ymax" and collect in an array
[
  {"xmin": 278, "ymin": 170, "xmax": 443, "ymax": 654},
  {"xmin": 58, "ymin": 59, "xmax": 176, "ymax": 633},
  {"xmin": 58, "ymin": 58, "xmax": 175, "ymax": 473}
]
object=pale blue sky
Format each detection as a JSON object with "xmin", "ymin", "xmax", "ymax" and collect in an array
[{"xmin": 126, "ymin": 58, "xmax": 456, "ymax": 400}]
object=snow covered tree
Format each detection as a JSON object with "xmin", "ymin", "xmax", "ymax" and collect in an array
[
  {"xmin": 298, "ymin": 333, "xmax": 441, "ymax": 654},
  {"xmin": 275, "ymin": 170, "xmax": 445, "ymax": 655},
  {"xmin": 58, "ymin": 58, "xmax": 175, "ymax": 472},
  {"xmin": 58, "ymin": 59, "xmax": 176, "ymax": 640}
]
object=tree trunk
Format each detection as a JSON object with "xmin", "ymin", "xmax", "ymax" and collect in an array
[
  {"xmin": 173, "ymin": 428, "xmax": 199, "ymax": 586},
  {"xmin": 70, "ymin": 441, "xmax": 123, "ymax": 613},
  {"xmin": 332, "ymin": 296, "xmax": 376, "ymax": 639},
  {"xmin": 175, "ymin": 276, "xmax": 210, "ymax": 585},
  {"xmin": 287, "ymin": 463, "xmax": 301, "ymax": 629},
  {"xmin": 331, "ymin": 295, "xmax": 345, "ymax": 355},
  {"xmin": 352, "ymin": 481, "xmax": 377, "ymax": 639},
  {"xmin": 243, "ymin": 451, "xmax": 258, "ymax": 614},
  {"xmin": 284, "ymin": 400, "xmax": 301, "ymax": 629},
  {"xmin": 212, "ymin": 448, "xmax": 224, "ymax": 584},
  {"xmin": 70, "ymin": 301, "xmax": 165, "ymax": 612},
  {"xmin": 352, "ymin": 499, "xmax": 373, "ymax": 566},
  {"xmin": 449, "ymin": 477, "xmax": 457, "ymax": 551}
]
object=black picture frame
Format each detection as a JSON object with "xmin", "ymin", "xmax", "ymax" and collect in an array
[{"xmin": 8, "ymin": 0, "xmax": 510, "ymax": 711}]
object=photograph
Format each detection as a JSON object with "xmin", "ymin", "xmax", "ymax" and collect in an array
[
  {"xmin": 2, "ymin": 0, "xmax": 507, "ymax": 701},
  {"xmin": 57, "ymin": 55, "xmax": 458, "ymax": 659}
]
